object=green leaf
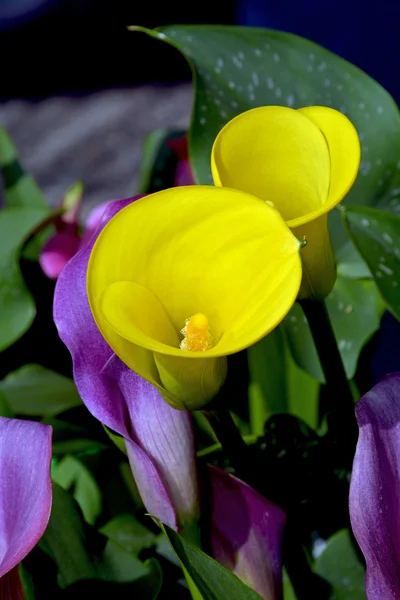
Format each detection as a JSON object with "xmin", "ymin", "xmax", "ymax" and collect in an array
[
  {"xmin": 103, "ymin": 424, "xmax": 128, "ymax": 455},
  {"xmin": 136, "ymin": 26, "xmax": 400, "ymax": 223},
  {"xmin": 284, "ymin": 277, "xmax": 383, "ymax": 382},
  {"xmin": 248, "ymin": 328, "xmax": 287, "ymax": 434},
  {"xmin": 40, "ymin": 483, "xmax": 98, "ymax": 587},
  {"xmin": 0, "ymin": 207, "xmax": 49, "ymax": 350},
  {"xmin": 315, "ymin": 530, "xmax": 366, "ymax": 599},
  {"xmin": 248, "ymin": 327, "xmax": 319, "ymax": 432},
  {"xmin": 99, "ymin": 539, "xmax": 150, "ymax": 582},
  {"xmin": 138, "ymin": 128, "xmax": 171, "ymax": 193},
  {"xmin": 286, "ymin": 343, "xmax": 320, "ymax": 428},
  {"xmin": 0, "ymin": 126, "xmax": 48, "ymax": 209},
  {"xmin": 19, "ymin": 564, "xmax": 36, "ymax": 600},
  {"xmin": 156, "ymin": 520, "xmax": 262, "ymax": 600},
  {"xmin": 100, "ymin": 514, "xmax": 157, "ymax": 555},
  {"xmin": 0, "ymin": 388, "xmax": 13, "ymax": 417},
  {"xmin": 283, "ymin": 569, "xmax": 297, "ymax": 600},
  {"xmin": 0, "ymin": 364, "xmax": 82, "ymax": 416},
  {"xmin": 52, "ymin": 455, "xmax": 102, "ymax": 525},
  {"xmin": 135, "ymin": 24, "xmax": 390, "ymax": 379},
  {"xmin": 343, "ymin": 206, "xmax": 400, "ymax": 320},
  {"xmin": 42, "ymin": 484, "xmax": 160, "ymax": 593}
]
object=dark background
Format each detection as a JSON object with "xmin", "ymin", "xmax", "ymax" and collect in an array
[{"xmin": 1, "ymin": 0, "xmax": 400, "ymax": 100}]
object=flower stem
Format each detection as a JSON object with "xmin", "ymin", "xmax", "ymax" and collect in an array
[
  {"xmin": 300, "ymin": 299, "xmax": 358, "ymax": 466},
  {"xmin": 202, "ymin": 408, "xmax": 249, "ymax": 480}
]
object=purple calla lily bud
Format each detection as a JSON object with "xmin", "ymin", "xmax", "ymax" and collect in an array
[
  {"xmin": 210, "ymin": 466, "xmax": 285, "ymax": 600},
  {"xmin": 350, "ymin": 372, "xmax": 400, "ymax": 599}
]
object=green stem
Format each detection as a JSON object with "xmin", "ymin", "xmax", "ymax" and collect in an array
[
  {"xmin": 202, "ymin": 408, "xmax": 249, "ymax": 481},
  {"xmin": 300, "ymin": 299, "xmax": 358, "ymax": 465}
]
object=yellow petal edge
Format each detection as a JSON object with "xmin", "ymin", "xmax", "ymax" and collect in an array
[
  {"xmin": 211, "ymin": 105, "xmax": 360, "ymax": 299},
  {"xmin": 87, "ymin": 186, "xmax": 302, "ymax": 409}
]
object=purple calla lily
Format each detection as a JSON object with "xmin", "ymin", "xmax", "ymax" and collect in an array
[
  {"xmin": 54, "ymin": 195, "xmax": 285, "ymax": 598},
  {"xmin": 0, "ymin": 417, "xmax": 52, "ymax": 598},
  {"xmin": 209, "ymin": 466, "xmax": 285, "ymax": 599},
  {"xmin": 54, "ymin": 196, "xmax": 200, "ymax": 534},
  {"xmin": 350, "ymin": 372, "xmax": 400, "ymax": 599}
]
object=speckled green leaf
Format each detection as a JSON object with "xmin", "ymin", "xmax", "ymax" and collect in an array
[
  {"xmin": 0, "ymin": 207, "xmax": 49, "ymax": 351},
  {"xmin": 315, "ymin": 530, "xmax": 366, "ymax": 599},
  {"xmin": 284, "ymin": 277, "xmax": 384, "ymax": 382},
  {"xmin": 136, "ymin": 25, "xmax": 400, "ymax": 251},
  {"xmin": 135, "ymin": 24, "xmax": 398, "ymax": 374},
  {"xmin": 344, "ymin": 206, "xmax": 400, "ymax": 320}
]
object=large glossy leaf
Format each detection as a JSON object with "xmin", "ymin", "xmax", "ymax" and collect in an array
[
  {"xmin": 343, "ymin": 206, "xmax": 400, "ymax": 320},
  {"xmin": 157, "ymin": 521, "xmax": 262, "ymax": 600},
  {"xmin": 0, "ymin": 207, "xmax": 49, "ymax": 350},
  {"xmin": 135, "ymin": 25, "xmax": 400, "ymax": 249},
  {"xmin": 284, "ymin": 277, "xmax": 383, "ymax": 382},
  {"xmin": 135, "ymin": 24, "xmax": 390, "ymax": 381},
  {"xmin": 0, "ymin": 364, "xmax": 82, "ymax": 416},
  {"xmin": 0, "ymin": 125, "xmax": 47, "ymax": 209},
  {"xmin": 315, "ymin": 530, "xmax": 366, "ymax": 599},
  {"xmin": 52, "ymin": 455, "xmax": 102, "ymax": 525},
  {"xmin": 248, "ymin": 327, "xmax": 319, "ymax": 431}
]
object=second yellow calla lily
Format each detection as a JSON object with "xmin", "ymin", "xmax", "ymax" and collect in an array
[
  {"xmin": 87, "ymin": 186, "xmax": 302, "ymax": 410},
  {"xmin": 211, "ymin": 106, "xmax": 361, "ymax": 300}
]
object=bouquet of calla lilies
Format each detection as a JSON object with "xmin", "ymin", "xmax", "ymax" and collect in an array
[{"xmin": 1, "ymin": 23, "xmax": 400, "ymax": 600}]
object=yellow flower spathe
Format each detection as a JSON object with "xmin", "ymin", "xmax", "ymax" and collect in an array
[
  {"xmin": 87, "ymin": 186, "xmax": 302, "ymax": 410},
  {"xmin": 211, "ymin": 106, "xmax": 361, "ymax": 300}
]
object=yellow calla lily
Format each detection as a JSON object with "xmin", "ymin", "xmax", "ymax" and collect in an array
[
  {"xmin": 87, "ymin": 186, "xmax": 302, "ymax": 410},
  {"xmin": 211, "ymin": 106, "xmax": 361, "ymax": 300}
]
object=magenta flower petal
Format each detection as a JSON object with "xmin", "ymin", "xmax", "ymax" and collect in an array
[
  {"xmin": 103, "ymin": 356, "xmax": 199, "ymax": 530},
  {"xmin": 0, "ymin": 417, "xmax": 52, "ymax": 578},
  {"xmin": 39, "ymin": 231, "xmax": 80, "ymax": 279},
  {"xmin": 209, "ymin": 466, "xmax": 285, "ymax": 600},
  {"xmin": 53, "ymin": 198, "xmax": 142, "ymax": 437},
  {"xmin": 350, "ymin": 373, "xmax": 400, "ymax": 599},
  {"xmin": 54, "ymin": 196, "xmax": 199, "ymax": 533}
]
